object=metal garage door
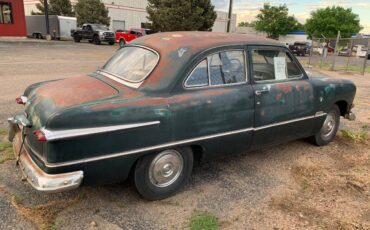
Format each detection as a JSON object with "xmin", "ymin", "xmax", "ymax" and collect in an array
[{"xmin": 112, "ymin": 20, "xmax": 125, "ymax": 32}]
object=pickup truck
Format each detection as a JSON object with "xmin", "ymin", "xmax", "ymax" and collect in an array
[
  {"xmin": 115, "ymin": 28, "xmax": 153, "ymax": 47},
  {"xmin": 289, "ymin": 42, "xmax": 310, "ymax": 56},
  {"xmin": 71, "ymin": 23, "xmax": 115, "ymax": 45}
]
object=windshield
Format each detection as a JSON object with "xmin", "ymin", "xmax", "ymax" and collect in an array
[
  {"xmin": 92, "ymin": 24, "xmax": 108, "ymax": 30},
  {"xmin": 102, "ymin": 46, "xmax": 158, "ymax": 83}
]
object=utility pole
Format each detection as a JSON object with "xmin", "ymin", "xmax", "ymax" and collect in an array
[
  {"xmin": 331, "ymin": 31, "xmax": 340, "ymax": 71},
  {"xmin": 44, "ymin": 0, "xmax": 50, "ymax": 36},
  {"xmin": 227, "ymin": 0, "xmax": 233, "ymax": 33}
]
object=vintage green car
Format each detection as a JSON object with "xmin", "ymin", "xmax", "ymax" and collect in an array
[{"xmin": 8, "ymin": 32, "xmax": 356, "ymax": 200}]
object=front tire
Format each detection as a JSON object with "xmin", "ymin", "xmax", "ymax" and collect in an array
[
  {"xmin": 310, "ymin": 105, "xmax": 340, "ymax": 146},
  {"xmin": 93, "ymin": 35, "xmax": 101, "ymax": 45},
  {"xmin": 134, "ymin": 147, "xmax": 193, "ymax": 200},
  {"xmin": 109, "ymin": 41, "xmax": 115, "ymax": 45},
  {"xmin": 73, "ymin": 35, "xmax": 80, "ymax": 42}
]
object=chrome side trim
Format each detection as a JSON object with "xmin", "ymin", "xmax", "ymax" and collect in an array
[
  {"xmin": 41, "ymin": 121, "xmax": 160, "ymax": 141},
  {"xmin": 44, "ymin": 127, "xmax": 254, "ymax": 168},
  {"xmin": 42, "ymin": 113, "xmax": 327, "ymax": 168}
]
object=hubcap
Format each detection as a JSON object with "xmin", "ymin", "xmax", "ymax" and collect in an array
[
  {"xmin": 321, "ymin": 112, "xmax": 336, "ymax": 137},
  {"xmin": 149, "ymin": 150, "xmax": 183, "ymax": 188}
]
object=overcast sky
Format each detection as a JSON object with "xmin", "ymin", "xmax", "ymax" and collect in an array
[{"xmin": 212, "ymin": 0, "xmax": 370, "ymax": 33}]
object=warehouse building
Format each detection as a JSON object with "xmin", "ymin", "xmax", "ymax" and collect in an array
[{"xmin": 23, "ymin": 0, "xmax": 236, "ymax": 32}]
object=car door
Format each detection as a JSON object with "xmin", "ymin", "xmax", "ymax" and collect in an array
[
  {"xmin": 173, "ymin": 48, "xmax": 255, "ymax": 159},
  {"xmin": 85, "ymin": 25, "xmax": 93, "ymax": 39},
  {"xmin": 249, "ymin": 46, "xmax": 315, "ymax": 148}
]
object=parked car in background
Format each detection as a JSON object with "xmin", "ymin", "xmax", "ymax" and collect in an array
[
  {"xmin": 289, "ymin": 42, "xmax": 310, "ymax": 56},
  {"xmin": 8, "ymin": 32, "xmax": 356, "ymax": 200},
  {"xmin": 338, "ymin": 48, "xmax": 352, "ymax": 57},
  {"xmin": 26, "ymin": 15, "xmax": 77, "ymax": 40},
  {"xmin": 71, "ymin": 23, "xmax": 115, "ymax": 45},
  {"xmin": 115, "ymin": 28, "xmax": 153, "ymax": 47}
]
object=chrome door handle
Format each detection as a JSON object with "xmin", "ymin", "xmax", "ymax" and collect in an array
[{"xmin": 255, "ymin": 89, "xmax": 270, "ymax": 96}]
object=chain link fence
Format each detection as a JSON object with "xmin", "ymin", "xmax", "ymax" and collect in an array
[{"xmin": 307, "ymin": 37, "xmax": 370, "ymax": 75}]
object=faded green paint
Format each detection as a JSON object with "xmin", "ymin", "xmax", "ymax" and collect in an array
[{"xmin": 12, "ymin": 32, "xmax": 356, "ymax": 186}]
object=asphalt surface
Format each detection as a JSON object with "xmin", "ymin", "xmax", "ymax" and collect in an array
[{"xmin": 0, "ymin": 41, "xmax": 369, "ymax": 229}]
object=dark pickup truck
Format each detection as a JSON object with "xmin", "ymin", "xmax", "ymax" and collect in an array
[
  {"xmin": 289, "ymin": 42, "xmax": 310, "ymax": 56},
  {"xmin": 71, "ymin": 23, "xmax": 115, "ymax": 45}
]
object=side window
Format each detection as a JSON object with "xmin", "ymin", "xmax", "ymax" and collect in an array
[
  {"xmin": 252, "ymin": 49, "xmax": 302, "ymax": 82},
  {"xmin": 208, "ymin": 51, "xmax": 246, "ymax": 86},
  {"xmin": 185, "ymin": 59, "xmax": 209, "ymax": 87},
  {"xmin": 185, "ymin": 50, "xmax": 247, "ymax": 88}
]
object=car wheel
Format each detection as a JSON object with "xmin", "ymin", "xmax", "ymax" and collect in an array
[
  {"xmin": 134, "ymin": 147, "xmax": 193, "ymax": 200},
  {"xmin": 88, "ymin": 40, "xmax": 93, "ymax": 43},
  {"xmin": 73, "ymin": 35, "xmax": 80, "ymax": 43},
  {"xmin": 310, "ymin": 105, "xmax": 340, "ymax": 146},
  {"xmin": 93, "ymin": 35, "xmax": 101, "ymax": 45},
  {"xmin": 119, "ymin": 39, "xmax": 126, "ymax": 48},
  {"xmin": 109, "ymin": 41, "xmax": 114, "ymax": 45}
]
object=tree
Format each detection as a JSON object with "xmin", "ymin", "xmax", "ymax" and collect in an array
[
  {"xmin": 305, "ymin": 6, "xmax": 362, "ymax": 38},
  {"xmin": 146, "ymin": 0, "xmax": 217, "ymax": 32},
  {"xmin": 238, "ymin": 21, "xmax": 256, "ymax": 27},
  {"xmin": 254, "ymin": 4, "xmax": 299, "ymax": 39},
  {"xmin": 74, "ymin": 0, "xmax": 110, "ymax": 26},
  {"xmin": 31, "ymin": 0, "xmax": 74, "ymax": 16}
]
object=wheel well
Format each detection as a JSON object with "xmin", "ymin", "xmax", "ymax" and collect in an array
[
  {"xmin": 335, "ymin": 100, "xmax": 348, "ymax": 116},
  {"xmin": 190, "ymin": 145, "xmax": 204, "ymax": 163}
]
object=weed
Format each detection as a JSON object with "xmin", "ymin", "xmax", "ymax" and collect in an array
[
  {"xmin": 340, "ymin": 129, "xmax": 368, "ymax": 143},
  {"xmin": 0, "ymin": 128, "xmax": 7, "ymax": 136},
  {"xmin": 13, "ymin": 195, "xmax": 23, "ymax": 205},
  {"xmin": 362, "ymin": 124, "xmax": 369, "ymax": 129},
  {"xmin": 0, "ymin": 141, "xmax": 14, "ymax": 163},
  {"xmin": 189, "ymin": 211, "xmax": 219, "ymax": 230}
]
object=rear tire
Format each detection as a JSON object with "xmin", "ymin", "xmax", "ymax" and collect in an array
[
  {"xmin": 73, "ymin": 35, "xmax": 80, "ymax": 42},
  {"xmin": 134, "ymin": 147, "xmax": 193, "ymax": 200},
  {"xmin": 109, "ymin": 41, "xmax": 114, "ymax": 45},
  {"xmin": 119, "ymin": 39, "xmax": 126, "ymax": 48},
  {"xmin": 310, "ymin": 105, "xmax": 340, "ymax": 146}
]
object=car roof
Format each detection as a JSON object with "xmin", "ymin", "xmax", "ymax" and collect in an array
[
  {"xmin": 132, "ymin": 31, "xmax": 280, "ymax": 52},
  {"xmin": 129, "ymin": 32, "xmax": 282, "ymax": 92}
]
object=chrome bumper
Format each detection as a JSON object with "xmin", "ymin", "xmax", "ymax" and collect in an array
[{"xmin": 9, "ymin": 121, "xmax": 84, "ymax": 193}]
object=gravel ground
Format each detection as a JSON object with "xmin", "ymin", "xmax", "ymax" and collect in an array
[{"xmin": 0, "ymin": 41, "xmax": 369, "ymax": 230}]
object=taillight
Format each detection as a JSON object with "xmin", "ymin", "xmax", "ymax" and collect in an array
[
  {"xmin": 15, "ymin": 96, "xmax": 27, "ymax": 105},
  {"xmin": 33, "ymin": 130, "xmax": 47, "ymax": 142}
]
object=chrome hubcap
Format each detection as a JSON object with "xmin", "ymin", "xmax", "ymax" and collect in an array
[
  {"xmin": 149, "ymin": 150, "xmax": 183, "ymax": 187},
  {"xmin": 321, "ymin": 112, "xmax": 336, "ymax": 137}
]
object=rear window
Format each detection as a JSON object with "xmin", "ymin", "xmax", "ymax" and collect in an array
[{"xmin": 102, "ymin": 46, "xmax": 158, "ymax": 83}]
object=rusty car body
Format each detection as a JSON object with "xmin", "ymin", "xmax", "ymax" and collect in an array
[{"xmin": 8, "ymin": 32, "xmax": 356, "ymax": 200}]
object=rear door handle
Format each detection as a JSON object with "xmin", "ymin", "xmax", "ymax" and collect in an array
[{"xmin": 255, "ymin": 89, "xmax": 270, "ymax": 96}]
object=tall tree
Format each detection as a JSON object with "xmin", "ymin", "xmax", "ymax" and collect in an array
[
  {"xmin": 254, "ymin": 4, "xmax": 299, "ymax": 39},
  {"xmin": 74, "ymin": 0, "xmax": 110, "ymax": 26},
  {"xmin": 146, "ymin": 0, "xmax": 217, "ymax": 32},
  {"xmin": 31, "ymin": 0, "xmax": 74, "ymax": 16},
  {"xmin": 305, "ymin": 6, "xmax": 362, "ymax": 38}
]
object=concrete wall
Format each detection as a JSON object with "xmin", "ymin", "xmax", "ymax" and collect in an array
[{"xmin": 23, "ymin": 0, "xmax": 235, "ymax": 32}]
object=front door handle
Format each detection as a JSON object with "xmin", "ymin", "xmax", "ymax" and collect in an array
[{"xmin": 255, "ymin": 89, "xmax": 270, "ymax": 96}]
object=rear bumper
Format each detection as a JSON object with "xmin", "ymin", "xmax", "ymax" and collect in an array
[{"xmin": 8, "ymin": 120, "xmax": 84, "ymax": 193}]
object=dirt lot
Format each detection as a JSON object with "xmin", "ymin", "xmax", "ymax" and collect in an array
[{"xmin": 0, "ymin": 42, "xmax": 369, "ymax": 230}]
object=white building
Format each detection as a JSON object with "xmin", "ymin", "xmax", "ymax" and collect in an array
[{"xmin": 23, "ymin": 0, "xmax": 236, "ymax": 32}]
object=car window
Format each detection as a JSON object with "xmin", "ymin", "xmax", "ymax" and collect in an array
[
  {"xmin": 251, "ymin": 49, "xmax": 302, "ymax": 82},
  {"xmin": 102, "ymin": 46, "xmax": 158, "ymax": 83},
  {"xmin": 185, "ymin": 59, "xmax": 209, "ymax": 87},
  {"xmin": 185, "ymin": 50, "xmax": 247, "ymax": 88},
  {"xmin": 208, "ymin": 51, "xmax": 246, "ymax": 86}
]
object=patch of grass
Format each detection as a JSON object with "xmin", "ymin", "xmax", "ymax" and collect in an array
[
  {"xmin": 0, "ymin": 128, "xmax": 7, "ymax": 136},
  {"xmin": 362, "ymin": 124, "xmax": 369, "ymax": 129},
  {"xmin": 0, "ymin": 141, "xmax": 14, "ymax": 164},
  {"xmin": 189, "ymin": 211, "xmax": 219, "ymax": 230},
  {"xmin": 340, "ymin": 129, "xmax": 368, "ymax": 143},
  {"xmin": 13, "ymin": 195, "xmax": 23, "ymax": 205}
]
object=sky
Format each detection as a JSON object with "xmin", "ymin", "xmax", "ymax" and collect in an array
[{"xmin": 212, "ymin": 0, "xmax": 370, "ymax": 33}]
